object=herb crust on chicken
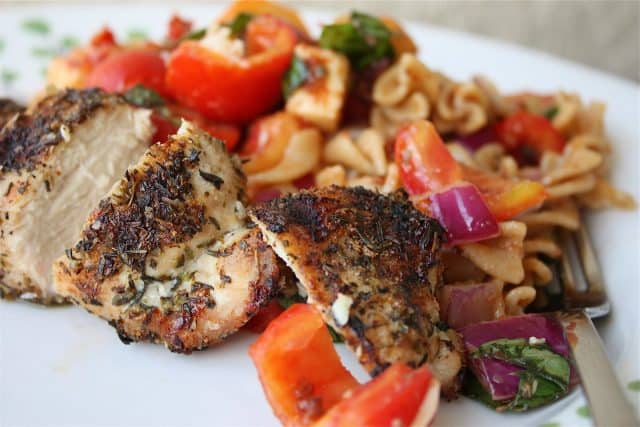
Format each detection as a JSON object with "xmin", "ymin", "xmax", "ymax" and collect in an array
[
  {"xmin": 0, "ymin": 89, "xmax": 152, "ymax": 303},
  {"xmin": 53, "ymin": 122, "xmax": 282, "ymax": 352},
  {"xmin": 250, "ymin": 186, "xmax": 464, "ymax": 398}
]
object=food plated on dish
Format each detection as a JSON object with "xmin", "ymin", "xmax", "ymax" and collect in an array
[{"xmin": 0, "ymin": 1, "xmax": 636, "ymax": 425}]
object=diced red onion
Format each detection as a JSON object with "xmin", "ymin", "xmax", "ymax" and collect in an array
[
  {"xmin": 460, "ymin": 314, "xmax": 576, "ymax": 401},
  {"xmin": 293, "ymin": 173, "xmax": 315, "ymax": 190},
  {"xmin": 470, "ymin": 358, "xmax": 523, "ymax": 401},
  {"xmin": 253, "ymin": 188, "xmax": 282, "ymax": 204},
  {"xmin": 439, "ymin": 281, "xmax": 504, "ymax": 329},
  {"xmin": 430, "ymin": 184, "xmax": 500, "ymax": 245},
  {"xmin": 457, "ymin": 126, "xmax": 498, "ymax": 151}
]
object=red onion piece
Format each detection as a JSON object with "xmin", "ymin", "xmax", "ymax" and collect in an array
[
  {"xmin": 439, "ymin": 280, "xmax": 504, "ymax": 329},
  {"xmin": 457, "ymin": 126, "xmax": 498, "ymax": 151},
  {"xmin": 460, "ymin": 314, "xmax": 576, "ymax": 401},
  {"xmin": 430, "ymin": 184, "xmax": 500, "ymax": 245},
  {"xmin": 253, "ymin": 188, "xmax": 282, "ymax": 204}
]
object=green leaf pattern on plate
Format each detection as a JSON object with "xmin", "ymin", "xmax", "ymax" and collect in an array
[
  {"xmin": 127, "ymin": 28, "xmax": 148, "ymax": 41},
  {"xmin": 60, "ymin": 35, "xmax": 79, "ymax": 50},
  {"xmin": 576, "ymin": 405, "xmax": 591, "ymax": 418},
  {"xmin": 1, "ymin": 68, "xmax": 18, "ymax": 86},
  {"xmin": 31, "ymin": 46, "xmax": 58, "ymax": 58},
  {"xmin": 628, "ymin": 380, "xmax": 640, "ymax": 392},
  {"xmin": 22, "ymin": 19, "xmax": 50, "ymax": 35}
]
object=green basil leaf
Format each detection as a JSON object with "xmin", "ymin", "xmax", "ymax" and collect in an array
[
  {"xmin": 319, "ymin": 11, "xmax": 394, "ymax": 69},
  {"xmin": 224, "ymin": 13, "xmax": 254, "ymax": 38},
  {"xmin": 473, "ymin": 338, "xmax": 570, "ymax": 389},
  {"xmin": 544, "ymin": 105, "xmax": 559, "ymax": 120},
  {"xmin": 123, "ymin": 84, "xmax": 165, "ymax": 108},
  {"xmin": 184, "ymin": 28, "xmax": 206, "ymax": 41},
  {"xmin": 508, "ymin": 371, "xmax": 566, "ymax": 411},
  {"xmin": 462, "ymin": 375, "xmax": 504, "ymax": 410},
  {"xmin": 327, "ymin": 324, "xmax": 344, "ymax": 343},
  {"xmin": 277, "ymin": 293, "xmax": 305, "ymax": 309},
  {"xmin": 282, "ymin": 55, "xmax": 309, "ymax": 98}
]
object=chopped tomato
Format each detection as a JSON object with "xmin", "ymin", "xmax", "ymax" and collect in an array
[
  {"xmin": 166, "ymin": 15, "xmax": 297, "ymax": 124},
  {"xmin": 312, "ymin": 364, "xmax": 440, "ymax": 427},
  {"xmin": 462, "ymin": 165, "xmax": 547, "ymax": 221},
  {"xmin": 166, "ymin": 14, "xmax": 193, "ymax": 41},
  {"xmin": 89, "ymin": 27, "xmax": 117, "ymax": 49},
  {"xmin": 218, "ymin": 0, "xmax": 309, "ymax": 38},
  {"xmin": 85, "ymin": 49, "xmax": 168, "ymax": 96},
  {"xmin": 395, "ymin": 120, "xmax": 462, "ymax": 196},
  {"xmin": 379, "ymin": 16, "xmax": 417, "ymax": 56},
  {"xmin": 251, "ymin": 187, "xmax": 282, "ymax": 204},
  {"xmin": 494, "ymin": 111, "xmax": 565, "ymax": 165},
  {"xmin": 150, "ymin": 113, "xmax": 178, "ymax": 145},
  {"xmin": 240, "ymin": 112, "xmax": 302, "ymax": 173},
  {"xmin": 169, "ymin": 104, "xmax": 241, "ymax": 151},
  {"xmin": 505, "ymin": 92, "xmax": 555, "ymax": 116},
  {"xmin": 293, "ymin": 173, "xmax": 315, "ymax": 190},
  {"xmin": 249, "ymin": 304, "xmax": 359, "ymax": 426},
  {"xmin": 244, "ymin": 300, "xmax": 285, "ymax": 333}
]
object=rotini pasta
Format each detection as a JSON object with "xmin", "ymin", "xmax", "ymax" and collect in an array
[{"xmin": 238, "ymin": 26, "xmax": 634, "ymax": 317}]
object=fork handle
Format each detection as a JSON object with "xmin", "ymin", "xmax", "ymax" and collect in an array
[{"xmin": 560, "ymin": 311, "xmax": 638, "ymax": 427}]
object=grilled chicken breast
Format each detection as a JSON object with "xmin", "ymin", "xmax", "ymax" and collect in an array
[
  {"xmin": 250, "ymin": 186, "xmax": 464, "ymax": 397},
  {"xmin": 0, "ymin": 89, "xmax": 152, "ymax": 303},
  {"xmin": 53, "ymin": 122, "xmax": 282, "ymax": 352},
  {"xmin": 0, "ymin": 99, "xmax": 24, "ymax": 129}
]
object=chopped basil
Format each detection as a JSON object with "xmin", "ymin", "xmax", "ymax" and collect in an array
[
  {"xmin": 473, "ymin": 338, "xmax": 570, "ymax": 389},
  {"xmin": 184, "ymin": 28, "xmax": 206, "ymax": 41},
  {"xmin": 198, "ymin": 170, "xmax": 224, "ymax": 189},
  {"xmin": 224, "ymin": 13, "xmax": 254, "ymax": 38},
  {"xmin": 123, "ymin": 84, "xmax": 165, "ymax": 108},
  {"xmin": 543, "ymin": 105, "xmax": 559, "ymax": 120},
  {"xmin": 277, "ymin": 293, "xmax": 305, "ymax": 309},
  {"xmin": 465, "ymin": 337, "xmax": 571, "ymax": 412},
  {"xmin": 319, "ymin": 11, "xmax": 394, "ymax": 69},
  {"xmin": 327, "ymin": 325, "xmax": 344, "ymax": 343},
  {"xmin": 282, "ymin": 55, "xmax": 309, "ymax": 98},
  {"xmin": 277, "ymin": 293, "xmax": 344, "ymax": 343}
]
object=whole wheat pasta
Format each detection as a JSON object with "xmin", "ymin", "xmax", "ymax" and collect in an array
[
  {"xmin": 504, "ymin": 286, "xmax": 537, "ymax": 316},
  {"xmin": 247, "ymin": 128, "xmax": 322, "ymax": 186},
  {"xmin": 461, "ymin": 221, "xmax": 527, "ymax": 284}
]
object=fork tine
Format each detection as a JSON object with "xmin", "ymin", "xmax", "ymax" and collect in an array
[
  {"xmin": 574, "ymin": 223, "xmax": 606, "ymax": 295},
  {"xmin": 557, "ymin": 226, "xmax": 609, "ymax": 317}
]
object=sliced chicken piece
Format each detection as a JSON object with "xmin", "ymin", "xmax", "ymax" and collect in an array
[
  {"xmin": 0, "ymin": 99, "xmax": 24, "ymax": 129},
  {"xmin": 0, "ymin": 89, "xmax": 153, "ymax": 303},
  {"xmin": 53, "ymin": 122, "xmax": 282, "ymax": 352},
  {"xmin": 250, "ymin": 186, "xmax": 464, "ymax": 398}
]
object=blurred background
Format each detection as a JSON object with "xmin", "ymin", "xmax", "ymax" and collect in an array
[
  {"xmin": 287, "ymin": 0, "xmax": 639, "ymax": 82},
  {"xmin": 1, "ymin": 0, "xmax": 638, "ymax": 82}
]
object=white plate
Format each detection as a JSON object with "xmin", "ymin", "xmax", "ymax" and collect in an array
[{"xmin": 0, "ymin": 4, "xmax": 638, "ymax": 427}]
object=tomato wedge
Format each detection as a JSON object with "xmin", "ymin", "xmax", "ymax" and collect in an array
[
  {"xmin": 244, "ymin": 300, "xmax": 285, "ymax": 333},
  {"xmin": 395, "ymin": 120, "xmax": 462, "ymax": 196},
  {"xmin": 166, "ymin": 15, "xmax": 297, "ymax": 124},
  {"xmin": 166, "ymin": 14, "xmax": 193, "ymax": 42},
  {"xmin": 241, "ymin": 112, "xmax": 302, "ymax": 173},
  {"xmin": 85, "ymin": 49, "xmax": 168, "ymax": 96},
  {"xmin": 218, "ymin": 0, "xmax": 309, "ymax": 38},
  {"xmin": 494, "ymin": 111, "xmax": 565, "ymax": 165},
  {"xmin": 150, "ymin": 113, "xmax": 178, "ymax": 145},
  {"xmin": 461, "ymin": 165, "xmax": 547, "ymax": 221},
  {"xmin": 249, "ymin": 304, "xmax": 358, "ymax": 426},
  {"xmin": 169, "ymin": 104, "xmax": 241, "ymax": 151},
  {"xmin": 312, "ymin": 364, "xmax": 440, "ymax": 427}
]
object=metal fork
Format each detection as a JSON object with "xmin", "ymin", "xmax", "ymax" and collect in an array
[{"xmin": 550, "ymin": 222, "xmax": 638, "ymax": 427}]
